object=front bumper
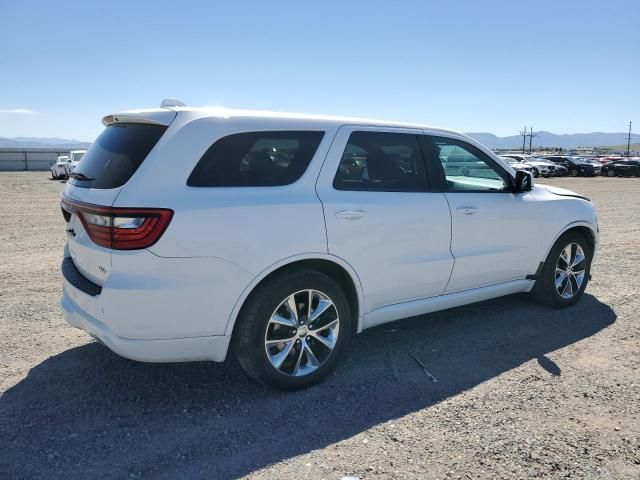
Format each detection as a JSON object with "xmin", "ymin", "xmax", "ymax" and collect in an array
[{"xmin": 61, "ymin": 289, "xmax": 231, "ymax": 362}]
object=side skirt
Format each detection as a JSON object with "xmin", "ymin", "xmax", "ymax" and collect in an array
[{"xmin": 363, "ymin": 279, "xmax": 534, "ymax": 330}]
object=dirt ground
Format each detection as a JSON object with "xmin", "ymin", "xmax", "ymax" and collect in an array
[{"xmin": 0, "ymin": 172, "xmax": 638, "ymax": 479}]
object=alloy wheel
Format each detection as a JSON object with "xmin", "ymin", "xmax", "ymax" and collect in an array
[
  {"xmin": 555, "ymin": 243, "xmax": 586, "ymax": 299},
  {"xmin": 265, "ymin": 289, "xmax": 339, "ymax": 377}
]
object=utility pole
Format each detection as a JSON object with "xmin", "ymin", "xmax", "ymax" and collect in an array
[
  {"xmin": 627, "ymin": 121, "xmax": 632, "ymax": 157},
  {"xmin": 528, "ymin": 127, "xmax": 538, "ymax": 154},
  {"xmin": 519, "ymin": 126, "xmax": 528, "ymax": 154}
]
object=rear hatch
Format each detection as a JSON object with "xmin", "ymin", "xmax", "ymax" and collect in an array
[{"xmin": 62, "ymin": 110, "xmax": 176, "ymax": 286}]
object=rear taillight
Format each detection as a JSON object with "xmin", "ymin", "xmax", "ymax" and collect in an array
[{"xmin": 61, "ymin": 196, "xmax": 173, "ymax": 250}]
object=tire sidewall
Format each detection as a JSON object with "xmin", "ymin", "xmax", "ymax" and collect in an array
[
  {"xmin": 538, "ymin": 232, "xmax": 593, "ymax": 307},
  {"xmin": 236, "ymin": 270, "xmax": 352, "ymax": 390}
]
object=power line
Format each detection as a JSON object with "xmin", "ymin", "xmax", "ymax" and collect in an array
[
  {"xmin": 528, "ymin": 127, "xmax": 538, "ymax": 154},
  {"xmin": 519, "ymin": 126, "xmax": 528, "ymax": 154}
]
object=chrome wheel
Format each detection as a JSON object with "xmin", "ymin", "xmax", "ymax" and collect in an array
[
  {"xmin": 555, "ymin": 243, "xmax": 586, "ymax": 299},
  {"xmin": 265, "ymin": 289, "xmax": 339, "ymax": 377},
  {"xmin": 607, "ymin": 169, "xmax": 616, "ymax": 177}
]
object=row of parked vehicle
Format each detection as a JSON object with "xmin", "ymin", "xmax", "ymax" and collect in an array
[
  {"xmin": 498, "ymin": 153, "xmax": 640, "ymax": 178},
  {"xmin": 50, "ymin": 150, "xmax": 87, "ymax": 179}
]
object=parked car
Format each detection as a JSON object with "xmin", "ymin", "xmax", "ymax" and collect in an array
[
  {"xmin": 501, "ymin": 154, "xmax": 555, "ymax": 178},
  {"xmin": 600, "ymin": 159, "xmax": 640, "ymax": 177},
  {"xmin": 544, "ymin": 156, "xmax": 600, "ymax": 177},
  {"xmin": 65, "ymin": 150, "xmax": 87, "ymax": 176},
  {"xmin": 499, "ymin": 156, "xmax": 535, "ymax": 175},
  {"xmin": 50, "ymin": 156, "xmax": 70, "ymax": 179},
  {"xmin": 595, "ymin": 156, "xmax": 624, "ymax": 164},
  {"xmin": 60, "ymin": 103, "xmax": 598, "ymax": 390}
]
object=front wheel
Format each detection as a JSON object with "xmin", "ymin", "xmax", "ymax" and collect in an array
[
  {"xmin": 233, "ymin": 269, "xmax": 353, "ymax": 390},
  {"xmin": 531, "ymin": 231, "xmax": 593, "ymax": 308},
  {"xmin": 532, "ymin": 168, "xmax": 539, "ymax": 178},
  {"xmin": 570, "ymin": 169, "xmax": 578, "ymax": 177},
  {"xmin": 607, "ymin": 169, "xmax": 616, "ymax": 177}
]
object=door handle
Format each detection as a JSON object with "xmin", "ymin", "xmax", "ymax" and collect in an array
[
  {"xmin": 335, "ymin": 210, "xmax": 365, "ymax": 220},
  {"xmin": 456, "ymin": 207, "xmax": 478, "ymax": 215}
]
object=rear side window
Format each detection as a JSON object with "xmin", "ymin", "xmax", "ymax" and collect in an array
[
  {"xmin": 187, "ymin": 131, "xmax": 325, "ymax": 187},
  {"xmin": 333, "ymin": 131, "xmax": 428, "ymax": 191},
  {"xmin": 68, "ymin": 123, "xmax": 167, "ymax": 189}
]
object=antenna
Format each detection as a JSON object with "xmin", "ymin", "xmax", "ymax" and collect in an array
[{"xmin": 160, "ymin": 98, "xmax": 187, "ymax": 108}]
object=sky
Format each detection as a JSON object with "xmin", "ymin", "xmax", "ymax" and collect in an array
[{"xmin": 0, "ymin": 0, "xmax": 638, "ymax": 141}]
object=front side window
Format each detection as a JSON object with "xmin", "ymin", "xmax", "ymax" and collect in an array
[
  {"xmin": 333, "ymin": 131, "xmax": 428, "ymax": 191},
  {"xmin": 188, "ymin": 131, "xmax": 324, "ymax": 187},
  {"xmin": 431, "ymin": 137, "xmax": 509, "ymax": 192}
]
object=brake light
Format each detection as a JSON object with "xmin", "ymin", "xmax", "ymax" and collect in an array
[{"xmin": 61, "ymin": 196, "xmax": 173, "ymax": 250}]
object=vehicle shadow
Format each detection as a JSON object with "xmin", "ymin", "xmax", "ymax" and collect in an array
[{"xmin": 0, "ymin": 293, "xmax": 615, "ymax": 479}]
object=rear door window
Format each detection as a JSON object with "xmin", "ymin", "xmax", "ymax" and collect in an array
[
  {"xmin": 68, "ymin": 123, "xmax": 167, "ymax": 189},
  {"xmin": 187, "ymin": 131, "xmax": 325, "ymax": 187},
  {"xmin": 333, "ymin": 131, "xmax": 429, "ymax": 191}
]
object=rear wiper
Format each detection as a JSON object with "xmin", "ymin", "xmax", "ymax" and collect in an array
[{"xmin": 68, "ymin": 172, "xmax": 95, "ymax": 181}]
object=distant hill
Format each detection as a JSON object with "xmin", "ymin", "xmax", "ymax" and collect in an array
[
  {"xmin": 0, "ymin": 137, "xmax": 91, "ymax": 149},
  {"xmin": 466, "ymin": 131, "xmax": 630, "ymax": 149}
]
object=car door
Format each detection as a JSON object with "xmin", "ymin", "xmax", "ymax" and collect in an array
[
  {"xmin": 422, "ymin": 133, "xmax": 541, "ymax": 293},
  {"xmin": 316, "ymin": 126, "xmax": 454, "ymax": 313}
]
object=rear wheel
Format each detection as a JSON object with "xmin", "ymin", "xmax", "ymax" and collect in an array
[
  {"xmin": 531, "ymin": 231, "xmax": 592, "ymax": 308},
  {"xmin": 570, "ymin": 169, "xmax": 578, "ymax": 177},
  {"xmin": 51, "ymin": 170, "xmax": 57, "ymax": 180},
  {"xmin": 233, "ymin": 269, "xmax": 353, "ymax": 390},
  {"xmin": 532, "ymin": 168, "xmax": 539, "ymax": 178}
]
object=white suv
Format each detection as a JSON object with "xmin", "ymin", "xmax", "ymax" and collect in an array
[{"xmin": 60, "ymin": 103, "xmax": 598, "ymax": 390}]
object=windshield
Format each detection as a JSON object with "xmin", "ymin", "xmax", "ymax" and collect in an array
[{"xmin": 71, "ymin": 152, "xmax": 85, "ymax": 162}]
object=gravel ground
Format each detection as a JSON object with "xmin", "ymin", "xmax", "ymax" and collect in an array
[{"xmin": 0, "ymin": 172, "xmax": 638, "ymax": 479}]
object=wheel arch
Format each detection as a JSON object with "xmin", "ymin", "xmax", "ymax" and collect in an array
[
  {"xmin": 542, "ymin": 221, "xmax": 597, "ymax": 264},
  {"xmin": 224, "ymin": 254, "xmax": 365, "ymax": 338}
]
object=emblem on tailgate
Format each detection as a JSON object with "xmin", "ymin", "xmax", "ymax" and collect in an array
[{"xmin": 98, "ymin": 266, "xmax": 107, "ymax": 274}]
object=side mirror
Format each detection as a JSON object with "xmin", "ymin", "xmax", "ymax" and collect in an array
[{"xmin": 514, "ymin": 170, "xmax": 533, "ymax": 192}]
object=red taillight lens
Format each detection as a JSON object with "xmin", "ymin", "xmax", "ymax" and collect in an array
[{"xmin": 61, "ymin": 197, "xmax": 173, "ymax": 250}]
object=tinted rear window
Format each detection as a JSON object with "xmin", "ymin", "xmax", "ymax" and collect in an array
[
  {"xmin": 187, "ymin": 131, "xmax": 324, "ymax": 187},
  {"xmin": 68, "ymin": 123, "xmax": 167, "ymax": 189}
]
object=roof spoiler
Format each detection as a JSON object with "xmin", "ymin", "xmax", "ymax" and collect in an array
[{"xmin": 102, "ymin": 109, "xmax": 178, "ymax": 127}]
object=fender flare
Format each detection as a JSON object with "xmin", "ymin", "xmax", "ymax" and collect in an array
[{"xmin": 223, "ymin": 253, "xmax": 366, "ymax": 336}]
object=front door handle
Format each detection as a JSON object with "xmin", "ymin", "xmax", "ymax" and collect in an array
[
  {"xmin": 335, "ymin": 210, "xmax": 365, "ymax": 220},
  {"xmin": 456, "ymin": 207, "xmax": 478, "ymax": 215}
]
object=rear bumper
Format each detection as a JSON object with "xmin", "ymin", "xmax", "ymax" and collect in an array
[{"xmin": 61, "ymin": 290, "xmax": 231, "ymax": 362}]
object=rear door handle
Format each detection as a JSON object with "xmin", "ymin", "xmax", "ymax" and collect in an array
[
  {"xmin": 456, "ymin": 207, "xmax": 478, "ymax": 215},
  {"xmin": 335, "ymin": 210, "xmax": 365, "ymax": 220}
]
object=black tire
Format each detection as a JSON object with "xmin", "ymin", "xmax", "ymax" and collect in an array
[
  {"xmin": 531, "ymin": 231, "xmax": 593, "ymax": 308},
  {"xmin": 570, "ymin": 169, "xmax": 578, "ymax": 177},
  {"xmin": 51, "ymin": 171, "xmax": 57, "ymax": 180},
  {"xmin": 233, "ymin": 269, "xmax": 353, "ymax": 390},
  {"xmin": 607, "ymin": 169, "xmax": 616, "ymax": 177},
  {"xmin": 532, "ymin": 168, "xmax": 539, "ymax": 178}
]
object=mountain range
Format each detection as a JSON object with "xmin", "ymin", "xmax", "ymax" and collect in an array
[
  {"xmin": 0, "ymin": 132, "xmax": 633, "ymax": 150},
  {"xmin": 465, "ymin": 131, "xmax": 630, "ymax": 150},
  {"xmin": 0, "ymin": 137, "xmax": 92, "ymax": 149}
]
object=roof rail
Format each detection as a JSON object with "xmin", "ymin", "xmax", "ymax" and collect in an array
[{"xmin": 160, "ymin": 98, "xmax": 186, "ymax": 108}]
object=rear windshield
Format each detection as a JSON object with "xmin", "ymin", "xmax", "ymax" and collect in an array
[
  {"xmin": 68, "ymin": 123, "xmax": 167, "ymax": 189},
  {"xmin": 187, "ymin": 131, "xmax": 324, "ymax": 187}
]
